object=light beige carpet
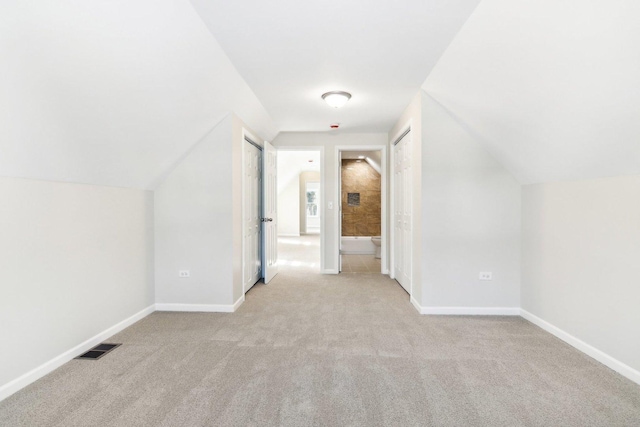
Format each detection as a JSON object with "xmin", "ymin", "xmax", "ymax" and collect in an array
[{"xmin": 1, "ymin": 235, "xmax": 639, "ymax": 426}]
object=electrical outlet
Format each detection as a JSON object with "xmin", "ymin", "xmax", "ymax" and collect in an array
[
  {"xmin": 479, "ymin": 272, "xmax": 492, "ymax": 281},
  {"xmin": 179, "ymin": 270, "xmax": 190, "ymax": 278}
]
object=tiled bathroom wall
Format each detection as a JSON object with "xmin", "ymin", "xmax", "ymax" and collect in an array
[{"xmin": 341, "ymin": 159, "xmax": 381, "ymax": 236}]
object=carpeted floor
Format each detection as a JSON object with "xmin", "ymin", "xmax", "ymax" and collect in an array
[{"xmin": 1, "ymin": 235, "xmax": 639, "ymax": 426}]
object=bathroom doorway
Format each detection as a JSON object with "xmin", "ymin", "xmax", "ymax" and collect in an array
[
  {"xmin": 275, "ymin": 149, "xmax": 322, "ymax": 272},
  {"xmin": 336, "ymin": 146, "xmax": 387, "ymax": 274}
]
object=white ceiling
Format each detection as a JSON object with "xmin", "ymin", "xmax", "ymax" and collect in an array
[
  {"xmin": 189, "ymin": 0, "xmax": 481, "ymax": 132},
  {"xmin": 3, "ymin": 0, "xmax": 638, "ymax": 189},
  {"xmin": 423, "ymin": 0, "xmax": 640, "ymax": 184}
]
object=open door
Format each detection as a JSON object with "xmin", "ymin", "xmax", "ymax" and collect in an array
[
  {"xmin": 262, "ymin": 140, "xmax": 278, "ymax": 283},
  {"xmin": 337, "ymin": 150, "xmax": 342, "ymax": 272}
]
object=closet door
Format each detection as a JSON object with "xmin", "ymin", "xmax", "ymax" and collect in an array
[{"xmin": 393, "ymin": 131, "xmax": 411, "ymax": 293}]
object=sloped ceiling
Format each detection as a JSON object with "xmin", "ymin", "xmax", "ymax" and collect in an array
[
  {"xmin": 4, "ymin": 0, "xmax": 636, "ymax": 189},
  {"xmin": 0, "ymin": 0, "xmax": 276, "ymax": 189},
  {"xmin": 189, "ymin": 0, "xmax": 482, "ymax": 132},
  {"xmin": 423, "ymin": 0, "xmax": 640, "ymax": 184},
  {"xmin": 277, "ymin": 151, "xmax": 320, "ymax": 193}
]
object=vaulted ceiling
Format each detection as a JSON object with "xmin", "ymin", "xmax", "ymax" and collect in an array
[
  {"xmin": 0, "ymin": 0, "xmax": 276, "ymax": 189},
  {"xmin": 423, "ymin": 0, "xmax": 640, "ymax": 184},
  {"xmin": 1, "ymin": 0, "xmax": 638, "ymax": 189},
  {"xmin": 189, "ymin": 0, "xmax": 481, "ymax": 133}
]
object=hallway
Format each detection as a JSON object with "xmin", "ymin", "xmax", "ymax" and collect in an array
[{"xmin": 277, "ymin": 234, "xmax": 321, "ymax": 273}]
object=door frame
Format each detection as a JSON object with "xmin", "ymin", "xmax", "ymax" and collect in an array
[
  {"xmin": 274, "ymin": 146, "xmax": 326, "ymax": 272},
  {"xmin": 241, "ymin": 127, "xmax": 264, "ymax": 295},
  {"xmin": 334, "ymin": 145, "xmax": 388, "ymax": 274}
]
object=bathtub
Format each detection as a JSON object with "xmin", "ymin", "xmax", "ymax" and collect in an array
[{"xmin": 340, "ymin": 236, "xmax": 376, "ymax": 255}]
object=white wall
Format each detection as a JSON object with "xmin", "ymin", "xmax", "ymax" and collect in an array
[
  {"xmin": 155, "ymin": 113, "xmax": 264, "ymax": 308},
  {"xmin": 522, "ymin": 175, "xmax": 640, "ymax": 376},
  {"xmin": 277, "ymin": 174, "xmax": 300, "ymax": 236},
  {"xmin": 0, "ymin": 177, "xmax": 154, "ymax": 394},
  {"xmin": 155, "ymin": 115, "xmax": 236, "ymax": 307},
  {"xmin": 272, "ymin": 132, "xmax": 388, "ymax": 273},
  {"xmin": 420, "ymin": 93, "xmax": 521, "ymax": 311}
]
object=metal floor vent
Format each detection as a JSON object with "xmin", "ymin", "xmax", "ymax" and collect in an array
[{"xmin": 76, "ymin": 343, "xmax": 121, "ymax": 360}]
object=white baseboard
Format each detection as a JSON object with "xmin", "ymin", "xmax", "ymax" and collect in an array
[
  {"xmin": 278, "ymin": 233, "xmax": 300, "ymax": 237},
  {"xmin": 0, "ymin": 304, "xmax": 155, "ymax": 403},
  {"xmin": 155, "ymin": 295, "xmax": 245, "ymax": 313},
  {"xmin": 410, "ymin": 296, "xmax": 422, "ymax": 314},
  {"xmin": 423, "ymin": 306, "xmax": 520, "ymax": 315},
  {"xmin": 411, "ymin": 301, "xmax": 520, "ymax": 316},
  {"xmin": 232, "ymin": 295, "xmax": 245, "ymax": 311},
  {"xmin": 321, "ymin": 269, "xmax": 339, "ymax": 274},
  {"xmin": 520, "ymin": 309, "xmax": 640, "ymax": 386},
  {"xmin": 340, "ymin": 250, "xmax": 376, "ymax": 255}
]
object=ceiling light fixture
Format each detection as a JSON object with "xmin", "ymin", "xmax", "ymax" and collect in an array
[{"xmin": 322, "ymin": 91, "xmax": 351, "ymax": 108}]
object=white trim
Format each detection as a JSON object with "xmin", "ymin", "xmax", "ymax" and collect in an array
[
  {"xmin": 156, "ymin": 295, "xmax": 245, "ymax": 313},
  {"xmin": 410, "ymin": 296, "xmax": 422, "ymax": 314},
  {"xmin": 340, "ymin": 250, "xmax": 376, "ymax": 255},
  {"xmin": 521, "ymin": 309, "xmax": 640, "ymax": 386},
  {"xmin": 277, "ymin": 233, "xmax": 301, "ymax": 237},
  {"xmin": 321, "ymin": 268, "xmax": 339, "ymax": 275},
  {"xmin": 0, "ymin": 304, "xmax": 155, "ymax": 402},
  {"xmin": 232, "ymin": 295, "xmax": 245, "ymax": 311},
  {"xmin": 417, "ymin": 306, "xmax": 520, "ymax": 315}
]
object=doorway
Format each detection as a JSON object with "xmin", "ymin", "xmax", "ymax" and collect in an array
[
  {"xmin": 276, "ymin": 149, "xmax": 322, "ymax": 272},
  {"xmin": 242, "ymin": 135, "xmax": 278, "ymax": 294},
  {"xmin": 336, "ymin": 146, "xmax": 387, "ymax": 274}
]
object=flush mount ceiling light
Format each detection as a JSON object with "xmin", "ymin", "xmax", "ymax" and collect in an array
[{"xmin": 322, "ymin": 91, "xmax": 351, "ymax": 108}]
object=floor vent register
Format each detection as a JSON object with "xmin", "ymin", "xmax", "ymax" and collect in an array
[{"xmin": 75, "ymin": 343, "xmax": 121, "ymax": 360}]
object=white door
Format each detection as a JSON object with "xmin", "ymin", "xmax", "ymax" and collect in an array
[
  {"xmin": 262, "ymin": 140, "xmax": 278, "ymax": 283},
  {"xmin": 393, "ymin": 131, "xmax": 412, "ymax": 293},
  {"xmin": 243, "ymin": 140, "xmax": 262, "ymax": 293},
  {"xmin": 337, "ymin": 151, "xmax": 343, "ymax": 272}
]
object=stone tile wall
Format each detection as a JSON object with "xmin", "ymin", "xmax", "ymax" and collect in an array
[{"xmin": 341, "ymin": 159, "xmax": 381, "ymax": 236}]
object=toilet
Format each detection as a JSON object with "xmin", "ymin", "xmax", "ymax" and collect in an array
[{"xmin": 371, "ymin": 236, "xmax": 382, "ymax": 259}]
